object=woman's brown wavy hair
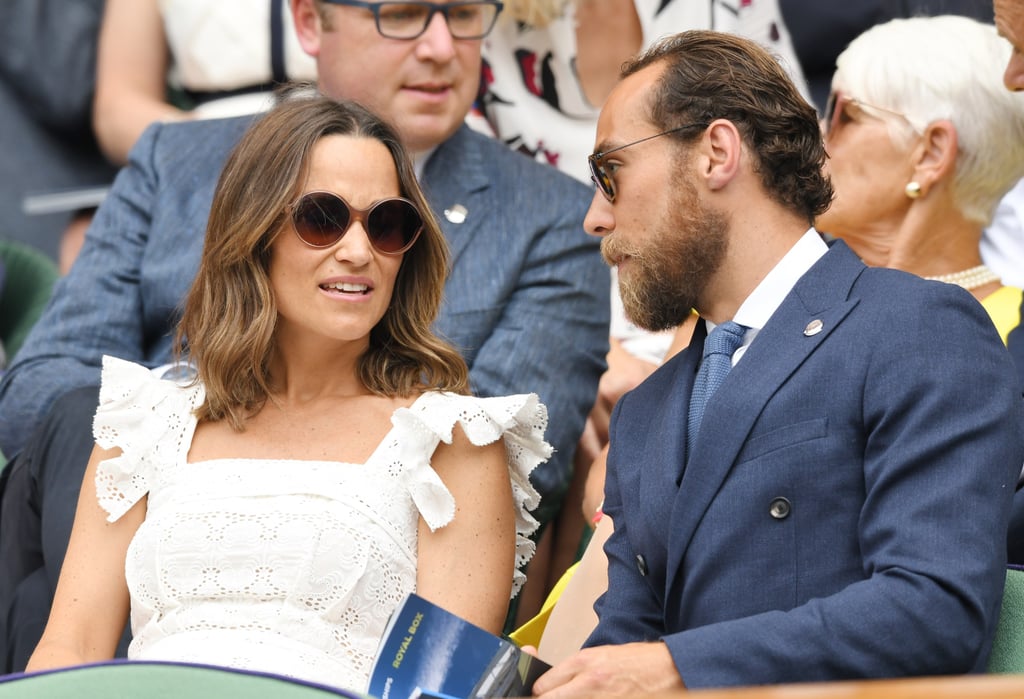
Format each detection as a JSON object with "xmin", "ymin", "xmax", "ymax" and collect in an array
[{"xmin": 176, "ymin": 87, "xmax": 469, "ymax": 430}]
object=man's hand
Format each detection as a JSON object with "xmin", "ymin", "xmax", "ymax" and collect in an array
[{"xmin": 532, "ymin": 641, "xmax": 685, "ymax": 697}]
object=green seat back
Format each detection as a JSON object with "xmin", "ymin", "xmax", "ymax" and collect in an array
[
  {"xmin": 989, "ymin": 566, "xmax": 1024, "ymax": 673},
  {"xmin": 0, "ymin": 240, "xmax": 59, "ymax": 360},
  {"xmin": 0, "ymin": 660, "xmax": 369, "ymax": 699}
]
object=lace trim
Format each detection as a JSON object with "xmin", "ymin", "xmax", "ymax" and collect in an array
[
  {"xmin": 392, "ymin": 391, "xmax": 550, "ymax": 595},
  {"xmin": 93, "ymin": 357, "xmax": 551, "ymax": 596},
  {"xmin": 93, "ymin": 356, "xmax": 203, "ymax": 522}
]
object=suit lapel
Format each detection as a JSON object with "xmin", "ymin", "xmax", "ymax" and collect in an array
[
  {"xmin": 420, "ymin": 126, "xmax": 491, "ymax": 266},
  {"xmin": 665, "ymin": 241, "xmax": 866, "ymax": 586}
]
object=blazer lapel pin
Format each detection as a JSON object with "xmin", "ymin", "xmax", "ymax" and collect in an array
[
  {"xmin": 444, "ymin": 204, "xmax": 468, "ymax": 224},
  {"xmin": 803, "ymin": 319, "xmax": 824, "ymax": 336}
]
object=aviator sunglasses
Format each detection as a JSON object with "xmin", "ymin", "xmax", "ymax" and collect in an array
[
  {"xmin": 289, "ymin": 191, "xmax": 423, "ymax": 255},
  {"xmin": 588, "ymin": 122, "xmax": 705, "ymax": 202}
]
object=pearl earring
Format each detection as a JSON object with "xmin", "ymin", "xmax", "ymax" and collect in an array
[{"xmin": 905, "ymin": 181, "xmax": 922, "ymax": 199}]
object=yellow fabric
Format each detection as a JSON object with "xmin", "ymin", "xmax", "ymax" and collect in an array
[
  {"xmin": 982, "ymin": 285, "xmax": 1023, "ymax": 345},
  {"xmin": 509, "ymin": 561, "xmax": 580, "ymax": 648}
]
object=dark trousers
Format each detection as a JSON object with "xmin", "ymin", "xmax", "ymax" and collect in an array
[{"xmin": 0, "ymin": 385, "xmax": 129, "ymax": 671}]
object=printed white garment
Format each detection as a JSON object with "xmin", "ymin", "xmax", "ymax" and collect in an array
[
  {"xmin": 93, "ymin": 356, "xmax": 549, "ymax": 691},
  {"xmin": 158, "ymin": 0, "xmax": 317, "ymax": 118},
  {"xmin": 478, "ymin": 0, "xmax": 807, "ymax": 185}
]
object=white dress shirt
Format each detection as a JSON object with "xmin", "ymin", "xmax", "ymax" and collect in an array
[{"xmin": 706, "ymin": 228, "xmax": 829, "ymax": 365}]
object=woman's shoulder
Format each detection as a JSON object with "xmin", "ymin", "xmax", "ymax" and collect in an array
[
  {"xmin": 390, "ymin": 391, "xmax": 552, "ymax": 596},
  {"xmin": 398, "ymin": 390, "xmax": 549, "ymax": 448},
  {"xmin": 93, "ymin": 356, "xmax": 204, "ymax": 522},
  {"xmin": 94, "ymin": 356, "xmax": 203, "ymax": 463},
  {"xmin": 98, "ymin": 356, "xmax": 202, "ymax": 411}
]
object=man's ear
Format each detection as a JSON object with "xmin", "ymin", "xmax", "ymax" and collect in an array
[
  {"xmin": 910, "ymin": 120, "xmax": 958, "ymax": 197},
  {"xmin": 702, "ymin": 119, "xmax": 743, "ymax": 191},
  {"xmin": 291, "ymin": 0, "xmax": 323, "ymax": 58}
]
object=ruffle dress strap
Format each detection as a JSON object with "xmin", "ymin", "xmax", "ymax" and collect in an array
[
  {"xmin": 390, "ymin": 391, "xmax": 552, "ymax": 596},
  {"xmin": 92, "ymin": 355, "xmax": 203, "ymax": 522}
]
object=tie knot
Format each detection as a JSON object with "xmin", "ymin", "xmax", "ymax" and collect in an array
[{"xmin": 704, "ymin": 320, "xmax": 747, "ymax": 359}]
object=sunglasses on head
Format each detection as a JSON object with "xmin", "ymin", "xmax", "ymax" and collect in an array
[{"xmin": 289, "ymin": 191, "xmax": 423, "ymax": 255}]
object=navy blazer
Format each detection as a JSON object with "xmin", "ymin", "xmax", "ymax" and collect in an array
[
  {"xmin": 0, "ymin": 117, "xmax": 610, "ymax": 519},
  {"xmin": 588, "ymin": 240, "xmax": 1024, "ymax": 686}
]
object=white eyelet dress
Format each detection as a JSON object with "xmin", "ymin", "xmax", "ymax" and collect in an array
[{"xmin": 92, "ymin": 356, "xmax": 550, "ymax": 692}]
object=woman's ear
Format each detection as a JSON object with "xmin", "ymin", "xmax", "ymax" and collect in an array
[{"xmin": 911, "ymin": 120, "xmax": 958, "ymax": 196}]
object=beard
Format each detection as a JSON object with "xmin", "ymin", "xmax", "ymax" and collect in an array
[{"xmin": 602, "ymin": 176, "xmax": 729, "ymax": 332}]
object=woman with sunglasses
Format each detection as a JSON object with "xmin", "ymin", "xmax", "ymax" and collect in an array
[
  {"xmin": 817, "ymin": 14, "xmax": 1024, "ymax": 353},
  {"xmin": 24, "ymin": 92, "xmax": 550, "ymax": 691}
]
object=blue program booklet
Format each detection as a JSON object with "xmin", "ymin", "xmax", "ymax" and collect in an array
[{"xmin": 366, "ymin": 593, "xmax": 550, "ymax": 699}]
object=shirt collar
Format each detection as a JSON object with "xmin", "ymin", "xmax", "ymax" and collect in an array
[
  {"xmin": 706, "ymin": 228, "xmax": 828, "ymax": 350},
  {"xmin": 732, "ymin": 228, "xmax": 828, "ymax": 332},
  {"xmin": 412, "ymin": 147, "xmax": 437, "ymax": 179}
]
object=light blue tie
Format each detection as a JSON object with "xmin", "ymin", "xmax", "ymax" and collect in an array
[{"xmin": 687, "ymin": 320, "xmax": 747, "ymax": 455}]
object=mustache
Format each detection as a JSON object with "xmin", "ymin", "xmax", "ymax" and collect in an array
[{"xmin": 600, "ymin": 236, "xmax": 643, "ymax": 267}]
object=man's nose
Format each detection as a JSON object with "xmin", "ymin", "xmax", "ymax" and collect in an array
[
  {"xmin": 416, "ymin": 10, "xmax": 458, "ymax": 61},
  {"xmin": 584, "ymin": 189, "xmax": 614, "ymax": 237}
]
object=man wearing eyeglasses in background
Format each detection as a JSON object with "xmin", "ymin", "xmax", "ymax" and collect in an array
[
  {"xmin": 0, "ymin": 0, "xmax": 609, "ymax": 671},
  {"xmin": 529, "ymin": 30, "xmax": 1023, "ymax": 697}
]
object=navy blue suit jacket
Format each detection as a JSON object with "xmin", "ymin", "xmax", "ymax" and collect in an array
[{"xmin": 587, "ymin": 240, "xmax": 1024, "ymax": 687}]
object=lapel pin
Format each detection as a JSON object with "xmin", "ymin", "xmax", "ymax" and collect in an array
[
  {"xmin": 444, "ymin": 204, "xmax": 468, "ymax": 224},
  {"xmin": 803, "ymin": 319, "xmax": 824, "ymax": 336}
]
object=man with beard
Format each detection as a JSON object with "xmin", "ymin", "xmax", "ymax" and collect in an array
[{"xmin": 531, "ymin": 31, "xmax": 1024, "ymax": 696}]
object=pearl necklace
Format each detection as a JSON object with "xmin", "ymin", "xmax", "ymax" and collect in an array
[{"xmin": 924, "ymin": 264, "xmax": 1001, "ymax": 291}]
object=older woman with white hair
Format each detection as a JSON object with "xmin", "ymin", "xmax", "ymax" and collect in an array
[{"xmin": 817, "ymin": 14, "xmax": 1024, "ymax": 344}]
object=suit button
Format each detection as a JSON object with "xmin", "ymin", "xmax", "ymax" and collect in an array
[
  {"xmin": 635, "ymin": 554, "xmax": 648, "ymax": 576},
  {"xmin": 769, "ymin": 497, "xmax": 791, "ymax": 520}
]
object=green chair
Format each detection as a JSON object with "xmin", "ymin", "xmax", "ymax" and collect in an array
[
  {"xmin": 988, "ymin": 565, "xmax": 1024, "ymax": 673},
  {"xmin": 0, "ymin": 660, "xmax": 369, "ymax": 698},
  {"xmin": 0, "ymin": 239, "xmax": 59, "ymax": 361},
  {"xmin": 0, "ymin": 239, "xmax": 59, "ymax": 467}
]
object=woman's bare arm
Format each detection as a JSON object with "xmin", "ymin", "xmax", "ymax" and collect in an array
[
  {"xmin": 93, "ymin": 0, "xmax": 190, "ymax": 165},
  {"xmin": 27, "ymin": 444, "xmax": 145, "ymax": 671},
  {"xmin": 416, "ymin": 427, "xmax": 516, "ymax": 635}
]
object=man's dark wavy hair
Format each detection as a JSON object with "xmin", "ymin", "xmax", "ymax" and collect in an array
[{"xmin": 622, "ymin": 30, "xmax": 833, "ymax": 223}]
